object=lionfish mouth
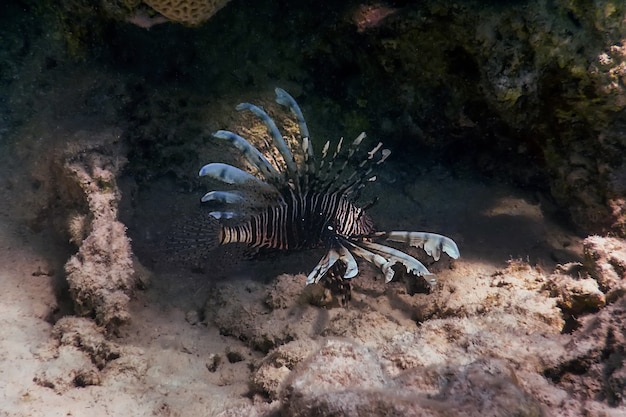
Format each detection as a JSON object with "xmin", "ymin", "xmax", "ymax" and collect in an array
[{"xmin": 195, "ymin": 88, "xmax": 459, "ymax": 288}]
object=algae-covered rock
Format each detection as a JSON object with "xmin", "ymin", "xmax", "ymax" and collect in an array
[{"xmin": 303, "ymin": 0, "xmax": 626, "ymax": 237}]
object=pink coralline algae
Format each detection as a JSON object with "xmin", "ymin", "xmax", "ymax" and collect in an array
[{"xmin": 352, "ymin": 4, "xmax": 399, "ymax": 33}]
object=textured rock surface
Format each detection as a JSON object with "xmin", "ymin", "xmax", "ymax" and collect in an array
[
  {"xmin": 62, "ymin": 131, "xmax": 139, "ymax": 328},
  {"xmin": 282, "ymin": 341, "xmax": 544, "ymax": 417},
  {"xmin": 33, "ymin": 317, "xmax": 144, "ymax": 393},
  {"xmin": 584, "ymin": 235, "xmax": 626, "ymax": 301}
]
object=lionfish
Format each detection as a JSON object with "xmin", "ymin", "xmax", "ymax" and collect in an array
[{"xmin": 193, "ymin": 88, "xmax": 459, "ymax": 290}]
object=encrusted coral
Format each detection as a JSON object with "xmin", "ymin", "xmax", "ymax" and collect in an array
[{"xmin": 142, "ymin": 0, "xmax": 231, "ymax": 25}]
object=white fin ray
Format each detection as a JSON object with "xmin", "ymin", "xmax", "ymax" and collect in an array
[
  {"xmin": 209, "ymin": 211, "xmax": 239, "ymax": 220},
  {"xmin": 321, "ymin": 141, "xmax": 330, "ymax": 160},
  {"xmin": 316, "ymin": 137, "xmax": 343, "ymax": 186},
  {"xmin": 344, "ymin": 241, "xmax": 396, "ymax": 283},
  {"xmin": 377, "ymin": 149, "xmax": 391, "ymax": 165},
  {"xmin": 236, "ymin": 102, "xmax": 298, "ymax": 179},
  {"xmin": 212, "ymin": 130, "xmax": 281, "ymax": 180},
  {"xmin": 274, "ymin": 88, "xmax": 314, "ymax": 178},
  {"xmin": 199, "ymin": 163, "xmax": 272, "ymax": 189},
  {"xmin": 337, "ymin": 243, "xmax": 359, "ymax": 279},
  {"xmin": 306, "ymin": 248, "xmax": 341, "ymax": 284},
  {"xmin": 201, "ymin": 190, "xmax": 246, "ymax": 204},
  {"xmin": 275, "ymin": 88, "xmax": 311, "ymax": 140},
  {"xmin": 335, "ymin": 133, "xmax": 366, "ymax": 177},
  {"xmin": 306, "ymin": 243, "xmax": 359, "ymax": 284},
  {"xmin": 338, "ymin": 141, "xmax": 390, "ymax": 195},
  {"xmin": 358, "ymin": 240, "xmax": 431, "ymax": 277},
  {"xmin": 385, "ymin": 231, "xmax": 460, "ymax": 261}
]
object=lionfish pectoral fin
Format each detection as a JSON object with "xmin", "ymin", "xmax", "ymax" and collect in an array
[
  {"xmin": 356, "ymin": 240, "xmax": 432, "ymax": 283},
  {"xmin": 337, "ymin": 244, "xmax": 359, "ymax": 279},
  {"xmin": 306, "ymin": 244, "xmax": 360, "ymax": 284},
  {"xmin": 345, "ymin": 242, "xmax": 396, "ymax": 283},
  {"xmin": 306, "ymin": 248, "xmax": 341, "ymax": 284},
  {"xmin": 385, "ymin": 231, "xmax": 460, "ymax": 261}
]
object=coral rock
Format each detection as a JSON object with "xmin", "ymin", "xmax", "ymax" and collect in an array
[
  {"xmin": 143, "ymin": 0, "xmax": 231, "ymax": 26},
  {"xmin": 583, "ymin": 235, "xmax": 626, "ymax": 301}
]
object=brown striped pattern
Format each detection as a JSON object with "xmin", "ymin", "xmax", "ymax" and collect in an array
[{"xmin": 219, "ymin": 190, "xmax": 375, "ymax": 250}]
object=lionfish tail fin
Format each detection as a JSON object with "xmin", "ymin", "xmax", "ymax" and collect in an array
[{"xmin": 166, "ymin": 209, "xmax": 222, "ymax": 261}]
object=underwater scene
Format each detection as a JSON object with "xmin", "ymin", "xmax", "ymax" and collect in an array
[{"xmin": 0, "ymin": 0, "xmax": 625, "ymax": 415}]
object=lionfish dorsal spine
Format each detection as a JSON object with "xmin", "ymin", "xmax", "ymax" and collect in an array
[
  {"xmin": 275, "ymin": 88, "xmax": 311, "ymax": 141},
  {"xmin": 199, "ymin": 162, "xmax": 270, "ymax": 187},
  {"xmin": 274, "ymin": 89, "xmax": 314, "ymax": 168},
  {"xmin": 212, "ymin": 130, "xmax": 281, "ymax": 182},
  {"xmin": 236, "ymin": 102, "xmax": 299, "ymax": 183}
]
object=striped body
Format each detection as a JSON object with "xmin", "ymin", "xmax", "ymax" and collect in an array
[
  {"xmin": 197, "ymin": 88, "xmax": 460, "ymax": 286},
  {"xmin": 219, "ymin": 191, "xmax": 375, "ymax": 250}
]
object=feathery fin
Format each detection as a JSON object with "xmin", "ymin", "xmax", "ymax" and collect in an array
[
  {"xmin": 275, "ymin": 88, "xmax": 311, "ymax": 140},
  {"xmin": 274, "ymin": 88, "xmax": 313, "ymax": 168},
  {"xmin": 169, "ymin": 210, "xmax": 222, "ymax": 254}
]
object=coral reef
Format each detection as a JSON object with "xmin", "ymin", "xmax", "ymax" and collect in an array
[{"xmin": 299, "ymin": 0, "xmax": 626, "ymax": 237}]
